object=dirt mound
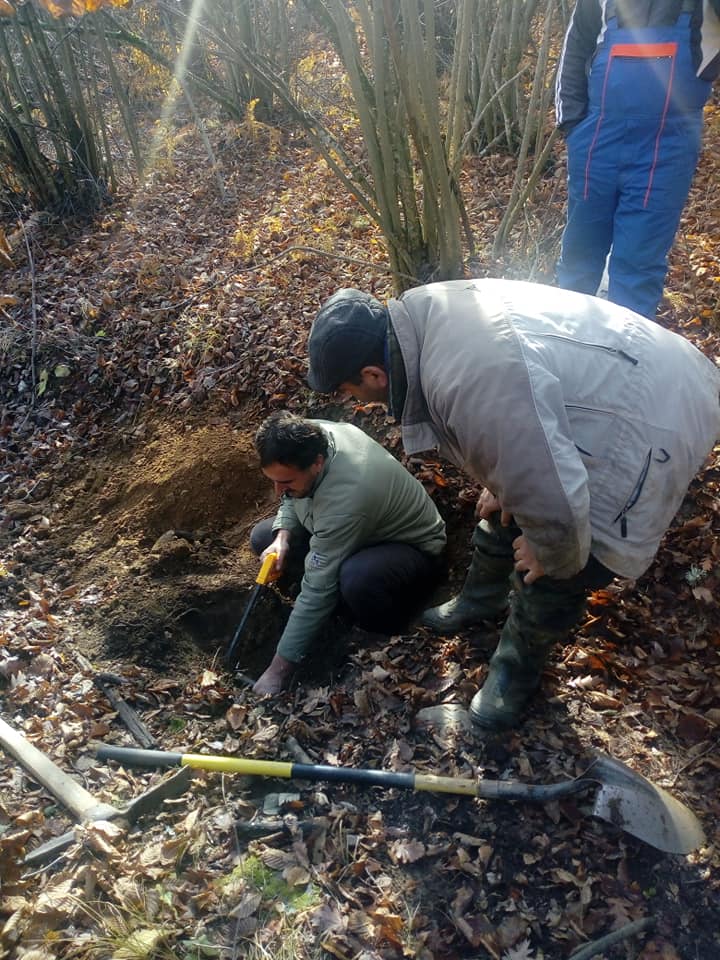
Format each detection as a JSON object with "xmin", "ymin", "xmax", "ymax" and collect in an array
[
  {"xmin": 15, "ymin": 419, "xmax": 289, "ymax": 671},
  {"xmin": 93, "ymin": 422, "xmax": 271, "ymax": 542}
]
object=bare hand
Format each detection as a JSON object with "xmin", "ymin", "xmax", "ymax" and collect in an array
[
  {"xmin": 476, "ymin": 488, "xmax": 513, "ymax": 526},
  {"xmin": 253, "ymin": 653, "xmax": 295, "ymax": 695},
  {"xmin": 262, "ymin": 530, "xmax": 291, "ymax": 575},
  {"xmin": 512, "ymin": 534, "xmax": 545, "ymax": 585}
]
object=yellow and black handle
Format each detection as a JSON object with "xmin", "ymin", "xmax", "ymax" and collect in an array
[
  {"xmin": 97, "ymin": 744, "xmax": 480, "ymax": 795},
  {"xmin": 255, "ymin": 551, "xmax": 282, "ymax": 587},
  {"xmin": 226, "ymin": 552, "xmax": 280, "ymax": 669},
  {"xmin": 96, "ymin": 744, "xmax": 588, "ymax": 801}
]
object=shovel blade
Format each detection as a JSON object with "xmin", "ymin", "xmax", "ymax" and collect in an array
[{"xmin": 587, "ymin": 754, "xmax": 705, "ymax": 854}]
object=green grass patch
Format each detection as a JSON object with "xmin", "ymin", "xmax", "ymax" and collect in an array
[{"xmin": 222, "ymin": 855, "xmax": 320, "ymax": 913}]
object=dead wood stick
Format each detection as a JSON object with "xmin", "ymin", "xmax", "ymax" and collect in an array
[
  {"xmin": 94, "ymin": 676, "xmax": 156, "ymax": 749},
  {"xmin": 285, "ymin": 736, "xmax": 314, "ymax": 764},
  {"xmin": 235, "ymin": 816, "xmax": 327, "ymax": 839},
  {"xmin": 569, "ymin": 917, "xmax": 655, "ymax": 960},
  {"xmin": 76, "ymin": 653, "xmax": 155, "ymax": 748}
]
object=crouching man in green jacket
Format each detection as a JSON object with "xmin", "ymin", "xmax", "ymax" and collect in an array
[{"xmin": 250, "ymin": 412, "xmax": 446, "ymax": 695}]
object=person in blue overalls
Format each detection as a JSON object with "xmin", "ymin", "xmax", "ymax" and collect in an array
[{"xmin": 555, "ymin": 0, "xmax": 720, "ymax": 319}]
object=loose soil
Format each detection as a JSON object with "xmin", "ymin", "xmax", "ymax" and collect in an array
[{"xmin": 14, "ymin": 417, "xmax": 288, "ymax": 676}]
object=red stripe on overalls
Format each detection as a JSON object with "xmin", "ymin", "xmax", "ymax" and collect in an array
[{"xmin": 583, "ymin": 41, "xmax": 678, "ymax": 205}]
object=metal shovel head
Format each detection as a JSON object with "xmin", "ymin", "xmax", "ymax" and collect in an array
[{"xmin": 585, "ymin": 753, "xmax": 705, "ymax": 855}]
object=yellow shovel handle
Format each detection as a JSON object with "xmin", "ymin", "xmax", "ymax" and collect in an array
[{"xmin": 257, "ymin": 551, "xmax": 280, "ymax": 585}]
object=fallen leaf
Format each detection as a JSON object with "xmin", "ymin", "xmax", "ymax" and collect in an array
[
  {"xmin": 638, "ymin": 940, "xmax": 682, "ymax": 960},
  {"xmin": 388, "ymin": 837, "xmax": 426, "ymax": 863},
  {"xmin": 691, "ymin": 585, "xmax": 714, "ymax": 603},
  {"xmin": 227, "ymin": 891, "xmax": 262, "ymax": 919},
  {"xmin": 226, "ymin": 703, "xmax": 248, "ymax": 730},
  {"xmin": 503, "ymin": 938, "xmax": 534, "ymax": 960},
  {"xmin": 112, "ymin": 928, "xmax": 166, "ymax": 960},
  {"xmin": 282, "ymin": 865, "xmax": 311, "ymax": 885},
  {"xmin": 259, "ymin": 846, "xmax": 297, "ymax": 870}
]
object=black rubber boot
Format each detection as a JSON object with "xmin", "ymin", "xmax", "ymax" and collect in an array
[
  {"xmin": 468, "ymin": 559, "xmax": 613, "ymax": 730},
  {"xmin": 420, "ymin": 518, "xmax": 516, "ymax": 633},
  {"xmin": 468, "ymin": 608, "xmax": 561, "ymax": 730}
]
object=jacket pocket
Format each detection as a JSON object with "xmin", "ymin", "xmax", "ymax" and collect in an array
[
  {"xmin": 565, "ymin": 405, "xmax": 618, "ymax": 461},
  {"xmin": 612, "ymin": 448, "xmax": 652, "ymax": 538}
]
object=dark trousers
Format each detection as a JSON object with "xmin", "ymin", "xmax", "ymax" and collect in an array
[{"xmin": 250, "ymin": 518, "xmax": 441, "ymax": 634}]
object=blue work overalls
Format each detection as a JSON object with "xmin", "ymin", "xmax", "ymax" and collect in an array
[{"xmin": 557, "ymin": 12, "xmax": 711, "ymax": 318}]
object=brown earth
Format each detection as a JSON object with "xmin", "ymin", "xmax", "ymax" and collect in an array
[{"xmin": 11, "ymin": 417, "xmax": 289, "ymax": 676}]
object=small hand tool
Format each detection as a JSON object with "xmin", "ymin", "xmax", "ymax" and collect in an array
[{"xmin": 226, "ymin": 551, "xmax": 279, "ymax": 670}]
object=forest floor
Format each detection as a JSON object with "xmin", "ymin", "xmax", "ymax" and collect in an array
[{"xmin": 1, "ymin": 90, "xmax": 720, "ymax": 960}]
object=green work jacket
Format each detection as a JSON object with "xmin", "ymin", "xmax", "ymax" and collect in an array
[{"xmin": 272, "ymin": 420, "xmax": 446, "ymax": 661}]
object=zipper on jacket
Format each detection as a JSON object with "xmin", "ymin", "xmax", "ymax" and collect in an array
[
  {"xmin": 612, "ymin": 448, "xmax": 652, "ymax": 537},
  {"xmin": 533, "ymin": 333, "xmax": 639, "ymax": 365}
]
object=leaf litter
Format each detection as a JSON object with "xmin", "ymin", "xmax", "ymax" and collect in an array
[{"xmin": 1, "ymin": 91, "xmax": 719, "ymax": 960}]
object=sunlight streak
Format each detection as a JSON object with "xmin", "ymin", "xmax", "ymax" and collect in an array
[{"xmin": 141, "ymin": 0, "xmax": 208, "ymax": 183}]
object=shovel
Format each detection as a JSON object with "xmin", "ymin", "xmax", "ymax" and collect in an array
[
  {"xmin": 226, "ymin": 551, "xmax": 279, "ymax": 670},
  {"xmin": 96, "ymin": 744, "xmax": 705, "ymax": 855}
]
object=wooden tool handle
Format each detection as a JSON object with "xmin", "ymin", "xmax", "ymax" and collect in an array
[{"xmin": 0, "ymin": 716, "xmax": 117, "ymax": 821}]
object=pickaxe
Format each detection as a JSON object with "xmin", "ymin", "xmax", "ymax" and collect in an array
[{"xmin": 0, "ymin": 715, "xmax": 191, "ymax": 867}]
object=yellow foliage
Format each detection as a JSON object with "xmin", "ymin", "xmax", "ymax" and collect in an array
[
  {"xmin": 297, "ymin": 53, "xmax": 319, "ymax": 80},
  {"xmin": 35, "ymin": 0, "xmax": 130, "ymax": 16},
  {"xmin": 242, "ymin": 98, "xmax": 282, "ymax": 158},
  {"xmin": 296, "ymin": 49, "xmax": 354, "ymax": 118},
  {"xmin": 261, "ymin": 214, "xmax": 283, "ymax": 236},
  {"xmin": 127, "ymin": 49, "xmax": 172, "ymax": 102},
  {"xmin": 307, "ymin": 224, "xmax": 335, "ymax": 253},
  {"xmin": 111, "ymin": 928, "xmax": 167, "ymax": 960},
  {"xmin": 231, "ymin": 226, "xmax": 258, "ymax": 261},
  {"xmin": 245, "ymin": 97, "xmax": 260, "ymax": 126}
]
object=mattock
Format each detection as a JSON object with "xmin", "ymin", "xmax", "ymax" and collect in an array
[{"xmin": 0, "ymin": 715, "xmax": 191, "ymax": 867}]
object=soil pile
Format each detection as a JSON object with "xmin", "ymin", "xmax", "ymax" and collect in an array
[
  {"xmin": 84, "ymin": 421, "xmax": 271, "ymax": 544},
  {"xmin": 5, "ymin": 418, "xmax": 290, "ymax": 672}
]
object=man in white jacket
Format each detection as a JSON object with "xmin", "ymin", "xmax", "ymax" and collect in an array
[{"xmin": 306, "ymin": 283, "xmax": 720, "ymax": 730}]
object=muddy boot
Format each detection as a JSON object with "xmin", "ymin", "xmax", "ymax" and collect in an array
[
  {"xmin": 468, "ymin": 609, "xmax": 560, "ymax": 730},
  {"xmin": 253, "ymin": 653, "xmax": 296, "ymax": 695},
  {"xmin": 420, "ymin": 518, "xmax": 515, "ymax": 633},
  {"xmin": 468, "ymin": 556, "xmax": 613, "ymax": 729}
]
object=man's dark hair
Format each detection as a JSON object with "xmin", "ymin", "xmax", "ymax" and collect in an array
[{"xmin": 255, "ymin": 412, "xmax": 329, "ymax": 469}]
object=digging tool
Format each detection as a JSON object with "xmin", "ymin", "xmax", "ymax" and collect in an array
[
  {"xmin": 226, "ymin": 551, "xmax": 280, "ymax": 670},
  {"xmin": 0, "ymin": 716, "xmax": 192, "ymax": 866},
  {"xmin": 96, "ymin": 744, "xmax": 705, "ymax": 855}
]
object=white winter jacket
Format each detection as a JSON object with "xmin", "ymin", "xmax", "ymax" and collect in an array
[{"xmin": 388, "ymin": 279, "xmax": 720, "ymax": 579}]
